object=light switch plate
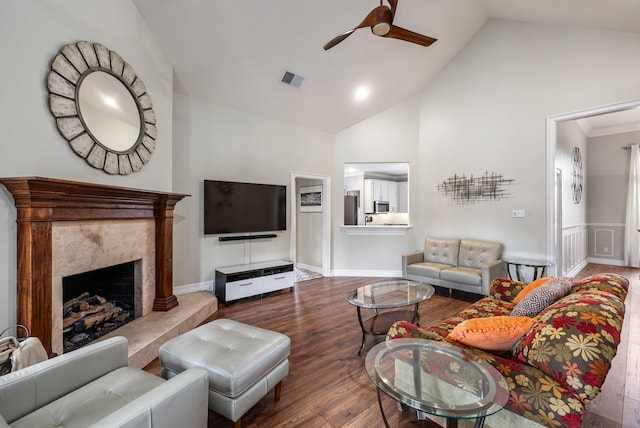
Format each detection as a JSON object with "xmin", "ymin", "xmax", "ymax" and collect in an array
[{"xmin": 512, "ymin": 209, "xmax": 525, "ymax": 218}]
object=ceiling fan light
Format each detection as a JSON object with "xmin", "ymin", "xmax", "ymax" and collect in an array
[{"xmin": 372, "ymin": 23, "xmax": 391, "ymax": 36}]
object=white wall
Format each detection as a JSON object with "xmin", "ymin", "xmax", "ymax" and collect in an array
[
  {"xmin": 295, "ymin": 178, "xmax": 324, "ymax": 270},
  {"xmin": 171, "ymin": 94, "xmax": 334, "ymax": 286},
  {"xmin": 417, "ymin": 19, "xmax": 640, "ymax": 262},
  {"xmin": 587, "ymin": 130, "xmax": 639, "ymax": 263},
  {"xmin": 334, "ymin": 96, "xmax": 421, "ymax": 275},
  {"xmin": 0, "ymin": 0, "xmax": 173, "ymax": 334},
  {"xmin": 556, "ymin": 120, "xmax": 588, "ymax": 227},
  {"xmin": 556, "ymin": 120, "xmax": 588, "ymax": 274}
]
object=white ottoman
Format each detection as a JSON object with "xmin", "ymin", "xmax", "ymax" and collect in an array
[{"xmin": 159, "ymin": 319, "xmax": 290, "ymax": 428}]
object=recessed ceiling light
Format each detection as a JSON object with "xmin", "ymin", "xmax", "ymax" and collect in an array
[{"xmin": 354, "ymin": 86, "xmax": 370, "ymax": 102}]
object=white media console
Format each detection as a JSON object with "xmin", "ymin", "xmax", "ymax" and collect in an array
[{"xmin": 215, "ymin": 260, "xmax": 294, "ymax": 305}]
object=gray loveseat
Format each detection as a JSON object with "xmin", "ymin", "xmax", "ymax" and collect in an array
[
  {"xmin": 0, "ymin": 336, "xmax": 209, "ymax": 428},
  {"xmin": 402, "ymin": 237, "xmax": 503, "ymax": 295}
]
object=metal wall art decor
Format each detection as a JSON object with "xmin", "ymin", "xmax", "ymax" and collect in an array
[
  {"xmin": 571, "ymin": 147, "xmax": 583, "ymax": 204},
  {"xmin": 437, "ymin": 171, "xmax": 514, "ymax": 204},
  {"xmin": 47, "ymin": 41, "xmax": 157, "ymax": 175}
]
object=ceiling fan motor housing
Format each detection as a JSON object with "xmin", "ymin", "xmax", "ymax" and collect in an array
[{"xmin": 372, "ymin": 6, "xmax": 393, "ymax": 36}]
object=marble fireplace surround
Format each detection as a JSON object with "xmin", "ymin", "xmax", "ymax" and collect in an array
[
  {"xmin": 54, "ymin": 220, "xmax": 152, "ymax": 355},
  {"xmin": 0, "ymin": 177, "xmax": 188, "ymax": 356}
]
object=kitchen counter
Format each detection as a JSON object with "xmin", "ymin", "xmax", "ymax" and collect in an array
[{"xmin": 340, "ymin": 225, "xmax": 412, "ymax": 236}]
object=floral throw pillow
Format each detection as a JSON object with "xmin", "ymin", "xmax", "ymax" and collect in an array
[
  {"xmin": 510, "ymin": 277, "xmax": 573, "ymax": 317},
  {"xmin": 511, "ymin": 290, "xmax": 626, "ymax": 403}
]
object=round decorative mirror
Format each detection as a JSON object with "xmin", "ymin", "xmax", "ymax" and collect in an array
[{"xmin": 47, "ymin": 41, "xmax": 157, "ymax": 175}]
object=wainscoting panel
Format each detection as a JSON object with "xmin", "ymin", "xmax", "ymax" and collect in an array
[
  {"xmin": 594, "ymin": 229, "xmax": 615, "ymax": 257},
  {"xmin": 587, "ymin": 223, "xmax": 625, "ymax": 265},
  {"xmin": 562, "ymin": 225, "xmax": 588, "ymax": 276}
]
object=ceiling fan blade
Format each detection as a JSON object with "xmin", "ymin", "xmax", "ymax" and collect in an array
[
  {"xmin": 323, "ymin": 29, "xmax": 357, "ymax": 50},
  {"xmin": 387, "ymin": 0, "xmax": 398, "ymax": 15},
  {"xmin": 384, "ymin": 25, "xmax": 437, "ymax": 47},
  {"xmin": 323, "ymin": 8, "xmax": 381, "ymax": 50}
]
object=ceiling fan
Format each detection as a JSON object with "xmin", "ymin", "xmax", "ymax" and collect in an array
[{"xmin": 323, "ymin": 0, "xmax": 437, "ymax": 50}]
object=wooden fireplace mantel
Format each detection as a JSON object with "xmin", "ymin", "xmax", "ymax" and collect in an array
[{"xmin": 0, "ymin": 176, "xmax": 189, "ymax": 353}]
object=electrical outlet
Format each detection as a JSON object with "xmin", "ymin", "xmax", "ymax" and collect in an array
[
  {"xmin": 603, "ymin": 247, "xmax": 609, "ymax": 253},
  {"xmin": 512, "ymin": 209, "xmax": 525, "ymax": 218}
]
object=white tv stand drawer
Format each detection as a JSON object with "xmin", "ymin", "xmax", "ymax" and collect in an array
[
  {"xmin": 215, "ymin": 260, "xmax": 294, "ymax": 305},
  {"xmin": 263, "ymin": 271, "xmax": 294, "ymax": 293},
  {"xmin": 225, "ymin": 278, "xmax": 264, "ymax": 302}
]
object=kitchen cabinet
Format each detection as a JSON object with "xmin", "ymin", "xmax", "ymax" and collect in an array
[
  {"xmin": 397, "ymin": 181, "xmax": 408, "ymax": 212},
  {"xmin": 364, "ymin": 179, "xmax": 399, "ymax": 213}
]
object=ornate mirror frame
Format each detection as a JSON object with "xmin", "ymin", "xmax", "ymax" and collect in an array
[{"xmin": 47, "ymin": 41, "xmax": 157, "ymax": 175}]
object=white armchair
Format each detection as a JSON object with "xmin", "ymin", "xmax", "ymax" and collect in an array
[{"xmin": 0, "ymin": 336, "xmax": 208, "ymax": 428}]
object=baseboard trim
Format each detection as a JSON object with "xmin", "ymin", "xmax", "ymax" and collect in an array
[
  {"xmin": 174, "ymin": 280, "xmax": 213, "ymax": 295},
  {"xmin": 563, "ymin": 259, "xmax": 588, "ymax": 277},
  {"xmin": 331, "ymin": 269, "xmax": 402, "ymax": 278},
  {"xmin": 296, "ymin": 263, "xmax": 322, "ymax": 274},
  {"xmin": 587, "ymin": 257, "xmax": 626, "ymax": 267}
]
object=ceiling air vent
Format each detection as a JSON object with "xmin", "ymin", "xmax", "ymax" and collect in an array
[{"xmin": 280, "ymin": 71, "xmax": 304, "ymax": 89}]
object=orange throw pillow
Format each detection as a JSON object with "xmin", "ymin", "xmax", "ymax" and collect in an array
[
  {"xmin": 513, "ymin": 277, "xmax": 552, "ymax": 303},
  {"xmin": 447, "ymin": 316, "xmax": 537, "ymax": 353}
]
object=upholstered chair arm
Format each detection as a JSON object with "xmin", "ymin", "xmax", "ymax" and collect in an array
[
  {"xmin": 480, "ymin": 259, "xmax": 505, "ymax": 295},
  {"xmin": 402, "ymin": 251, "xmax": 424, "ymax": 277},
  {"xmin": 0, "ymin": 336, "xmax": 128, "ymax": 424},
  {"xmin": 90, "ymin": 367, "xmax": 209, "ymax": 428},
  {"xmin": 489, "ymin": 277, "xmax": 527, "ymax": 302}
]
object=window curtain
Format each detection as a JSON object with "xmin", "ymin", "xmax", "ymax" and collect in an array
[{"xmin": 624, "ymin": 144, "xmax": 640, "ymax": 267}]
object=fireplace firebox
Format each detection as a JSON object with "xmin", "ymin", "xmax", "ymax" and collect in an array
[{"xmin": 62, "ymin": 260, "xmax": 141, "ymax": 353}]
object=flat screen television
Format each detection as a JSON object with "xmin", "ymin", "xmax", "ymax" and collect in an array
[{"xmin": 204, "ymin": 180, "xmax": 286, "ymax": 235}]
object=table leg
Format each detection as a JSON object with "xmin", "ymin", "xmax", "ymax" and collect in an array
[
  {"xmin": 411, "ymin": 303, "xmax": 421, "ymax": 326},
  {"xmin": 376, "ymin": 389, "xmax": 391, "ymax": 428},
  {"xmin": 472, "ymin": 416, "xmax": 486, "ymax": 428},
  {"xmin": 356, "ymin": 306, "xmax": 367, "ymax": 356}
]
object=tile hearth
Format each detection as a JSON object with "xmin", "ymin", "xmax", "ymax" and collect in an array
[{"xmin": 98, "ymin": 291, "xmax": 217, "ymax": 368}]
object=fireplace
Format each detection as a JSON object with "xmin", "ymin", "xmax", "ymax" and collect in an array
[
  {"xmin": 62, "ymin": 260, "xmax": 140, "ymax": 353},
  {"xmin": 0, "ymin": 177, "xmax": 188, "ymax": 355}
]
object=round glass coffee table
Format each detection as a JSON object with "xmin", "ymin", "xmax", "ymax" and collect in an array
[
  {"xmin": 365, "ymin": 338, "xmax": 510, "ymax": 428},
  {"xmin": 346, "ymin": 280, "xmax": 434, "ymax": 356}
]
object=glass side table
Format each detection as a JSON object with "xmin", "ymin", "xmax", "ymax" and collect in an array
[
  {"xmin": 503, "ymin": 257, "xmax": 551, "ymax": 282},
  {"xmin": 365, "ymin": 338, "xmax": 510, "ymax": 428},
  {"xmin": 346, "ymin": 280, "xmax": 434, "ymax": 356}
]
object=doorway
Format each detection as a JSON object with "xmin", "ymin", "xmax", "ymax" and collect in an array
[
  {"xmin": 547, "ymin": 99, "xmax": 640, "ymax": 275},
  {"xmin": 289, "ymin": 172, "xmax": 331, "ymax": 277}
]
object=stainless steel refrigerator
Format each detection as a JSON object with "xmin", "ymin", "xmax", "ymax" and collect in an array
[{"xmin": 344, "ymin": 195, "xmax": 358, "ymax": 225}]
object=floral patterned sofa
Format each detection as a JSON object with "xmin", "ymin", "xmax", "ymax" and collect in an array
[{"xmin": 386, "ymin": 273, "xmax": 628, "ymax": 428}]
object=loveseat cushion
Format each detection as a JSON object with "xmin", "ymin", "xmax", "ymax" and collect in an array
[
  {"xmin": 458, "ymin": 239, "xmax": 502, "ymax": 269},
  {"xmin": 423, "ymin": 237, "xmax": 460, "ymax": 265},
  {"xmin": 10, "ymin": 367, "xmax": 165, "ymax": 427},
  {"xmin": 440, "ymin": 266, "xmax": 482, "ymax": 286},
  {"xmin": 511, "ymin": 290, "xmax": 626, "ymax": 403},
  {"xmin": 406, "ymin": 261, "xmax": 452, "ymax": 279}
]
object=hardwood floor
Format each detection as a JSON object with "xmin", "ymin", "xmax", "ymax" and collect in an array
[{"xmin": 144, "ymin": 265, "xmax": 639, "ymax": 427}]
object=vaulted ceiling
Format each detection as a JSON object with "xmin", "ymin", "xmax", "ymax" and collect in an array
[{"xmin": 133, "ymin": 0, "xmax": 640, "ymax": 134}]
